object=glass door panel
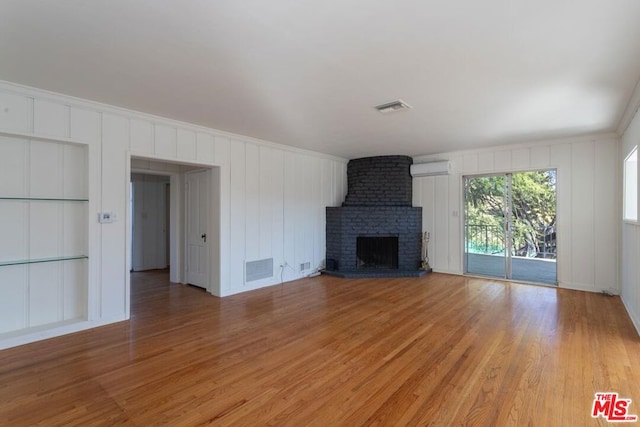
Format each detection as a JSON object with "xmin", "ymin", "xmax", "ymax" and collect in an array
[
  {"xmin": 464, "ymin": 175, "xmax": 507, "ymax": 279},
  {"xmin": 509, "ymin": 171, "xmax": 557, "ymax": 285}
]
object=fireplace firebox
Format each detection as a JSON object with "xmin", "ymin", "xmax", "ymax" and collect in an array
[{"xmin": 357, "ymin": 236, "xmax": 399, "ymax": 269}]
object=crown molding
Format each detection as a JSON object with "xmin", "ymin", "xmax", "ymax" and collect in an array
[
  {"xmin": 0, "ymin": 80, "xmax": 348, "ymax": 164},
  {"xmin": 617, "ymin": 76, "xmax": 640, "ymax": 135},
  {"xmin": 413, "ymin": 132, "xmax": 620, "ymax": 163}
]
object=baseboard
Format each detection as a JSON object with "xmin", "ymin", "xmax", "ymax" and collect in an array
[
  {"xmin": 432, "ymin": 268, "xmax": 464, "ymax": 276},
  {"xmin": 621, "ymin": 294, "xmax": 640, "ymax": 337},
  {"xmin": 0, "ymin": 315, "xmax": 128, "ymax": 350},
  {"xmin": 558, "ymin": 281, "xmax": 604, "ymax": 293}
]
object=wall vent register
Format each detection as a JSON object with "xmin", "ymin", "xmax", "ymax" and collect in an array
[{"xmin": 245, "ymin": 258, "xmax": 273, "ymax": 282}]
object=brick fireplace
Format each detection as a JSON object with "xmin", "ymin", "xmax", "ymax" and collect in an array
[{"xmin": 324, "ymin": 155, "xmax": 426, "ymax": 278}]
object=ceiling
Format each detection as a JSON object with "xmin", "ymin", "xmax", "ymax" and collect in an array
[{"xmin": 1, "ymin": 1, "xmax": 640, "ymax": 159}]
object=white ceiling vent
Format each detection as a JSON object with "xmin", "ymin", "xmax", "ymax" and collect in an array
[{"xmin": 374, "ymin": 99, "xmax": 412, "ymax": 113}]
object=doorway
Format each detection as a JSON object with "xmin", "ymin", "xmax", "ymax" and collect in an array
[
  {"xmin": 463, "ymin": 170, "xmax": 557, "ymax": 285},
  {"xmin": 126, "ymin": 156, "xmax": 221, "ymax": 308},
  {"xmin": 131, "ymin": 173, "xmax": 170, "ymax": 272}
]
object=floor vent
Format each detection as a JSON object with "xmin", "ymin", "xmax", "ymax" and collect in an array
[
  {"xmin": 245, "ymin": 258, "xmax": 273, "ymax": 282},
  {"xmin": 300, "ymin": 261, "xmax": 311, "ymax": 271}
]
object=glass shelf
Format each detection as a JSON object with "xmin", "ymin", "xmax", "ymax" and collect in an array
[
  {"xmin": 0, "ymin": 256, "xmax": 88, "ymax": 267},
  {"xmin": 0, "ymin": 197, "xmax": 88, "ymax": 202}
]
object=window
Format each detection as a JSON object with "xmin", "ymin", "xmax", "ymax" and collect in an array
[{"xmin": 624, "ymin": 146, "xmax": 638, "ymax": 222}]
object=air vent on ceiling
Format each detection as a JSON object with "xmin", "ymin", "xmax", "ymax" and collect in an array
[{"xmin": 374, "ymin": 99, "xmax": 412, "ymax": 113}]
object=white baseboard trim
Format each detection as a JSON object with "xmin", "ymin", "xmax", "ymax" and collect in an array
[
  {"xmin": 557, "ymin": 281, "xmax": 599, "ymax": 293},
  {"xmin": 621, "ymin": 294, "xmax": 640, "ymax": 337},
  {"xmin": 0, "ymin": 315, "xmax": 128, "ymax": 350},
  {"xmin": 560, "ymin": 279, "xmax": 625, "ymax": 294},
  {"xmin": 432, "ymin": 268, "xmax": 463, "ymax": 276}
]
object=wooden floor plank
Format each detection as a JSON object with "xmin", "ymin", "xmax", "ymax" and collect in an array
[{"xmin": 1, "ymin": 270, "xmax": 639, "ymax": 426}]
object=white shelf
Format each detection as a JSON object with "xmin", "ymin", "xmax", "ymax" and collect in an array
[{"xmin": 0, "ymin": 256, "xmax": 88, "ymax": 267}]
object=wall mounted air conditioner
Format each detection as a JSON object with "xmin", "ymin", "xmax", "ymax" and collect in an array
[{"xmin": 410, "ymin": 161, "xmax": 451, "ymax": 177}]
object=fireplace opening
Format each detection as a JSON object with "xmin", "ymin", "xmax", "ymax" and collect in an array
[{"xmin": 356, "ymin": 236, "xmax": 399, "ymax": 269}]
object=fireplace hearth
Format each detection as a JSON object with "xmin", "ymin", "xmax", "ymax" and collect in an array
[{"xmin": 324, "ymin": 155, "xmax": 426, "ymax": 278}]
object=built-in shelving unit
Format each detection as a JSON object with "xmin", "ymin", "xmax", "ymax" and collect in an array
[{"xmin": 0, "ymin": 134, "xmax": 89, "ymax": 335}]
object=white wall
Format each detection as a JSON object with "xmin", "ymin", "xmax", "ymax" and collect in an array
[
  {"xmin": 413, "ymin": 135, "xmax": 620, "ymax": 293},
  {"xmin": 621, "ymin": 108, "xmax": 640, "ymax": 334},
  {"xmin": 0, "ymin": 80, "xmax": 347, "ymax": 348}
]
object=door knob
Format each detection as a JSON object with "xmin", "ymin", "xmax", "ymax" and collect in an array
[{"xmin": 201, "ymin": 233, "xmax": 207, "ymax": 242}]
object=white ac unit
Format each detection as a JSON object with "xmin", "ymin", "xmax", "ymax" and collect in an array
[{"xmin": 410, "ymin": 161, "xmax": 451, "ymax": 177}]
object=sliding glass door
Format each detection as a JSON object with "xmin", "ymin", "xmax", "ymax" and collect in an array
[
  {"xmin": 464, "ymin": 170, "xmax": 557, "ymax": 285},
  {"xmin": 464, "ymin": 175, "xmax": 508, "ymax": 279}
]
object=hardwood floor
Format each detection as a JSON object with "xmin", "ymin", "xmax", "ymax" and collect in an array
[{"xmin": 1, "ymin": 271, "xmax": 639, "ymax": 426}]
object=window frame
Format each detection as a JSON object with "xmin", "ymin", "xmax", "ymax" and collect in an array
[{"xmin": 624, "ymin": 145, "xmax": 638, "ymax": 224}]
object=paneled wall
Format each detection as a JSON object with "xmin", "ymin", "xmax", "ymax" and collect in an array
[
  {"xmin": 225, "ymin": 141, "xmax": 347, "ymax": 294},
  {"xmin": 621, "ymin": 109, "xmax": 640, "ymax": 334},
  {"xmin": 412, "ymin": 136, "xmax": 619, "ymax": 293},
  {"xmin": 0, "ymin": 80, "xmax": 347, "ymax": 348}
]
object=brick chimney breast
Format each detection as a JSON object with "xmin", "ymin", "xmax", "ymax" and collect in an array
[{"xmin": 325, "ymin": 155, "xmax": 424, "ymax": 277}]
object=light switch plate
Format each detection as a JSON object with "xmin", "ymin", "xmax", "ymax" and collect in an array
[{"xmin": 98, "ymin": 212, "xmax": 116, "ymax": 223}]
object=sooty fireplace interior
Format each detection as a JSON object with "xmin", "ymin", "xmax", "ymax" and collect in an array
[
  {"xmin": 357, "ymin": 236, "xmax": 399, "ymax": 269},
  {"xmin": 324, "ymin": 155, "xmax": 426, "ymax": 278}
]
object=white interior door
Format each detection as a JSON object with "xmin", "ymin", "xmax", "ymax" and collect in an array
[{"xmin": 186, "ymin": 170, "xmax": 209, "ymax": 288}]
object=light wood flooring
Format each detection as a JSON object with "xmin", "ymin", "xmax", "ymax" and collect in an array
[{"xmin": 1, "ymin": 271, "xmax": 639, "ymax": 426}]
